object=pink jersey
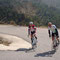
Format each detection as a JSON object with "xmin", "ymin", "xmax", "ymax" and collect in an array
[{"xmin": 28, "ymin": 24, "xmax": 36, "ymax": 32}]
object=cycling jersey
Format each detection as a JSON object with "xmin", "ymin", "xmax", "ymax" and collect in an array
[
  {"xmin": 28, "ymin": 24, "xmax": 36, "ymax": 32},
  {"xmin": 48, "ymin": 25, "xmax": 59, "ymax": 38},
  {"xmin": 48, "ymin": 25, "xmax": 57, "ymax": 33}
]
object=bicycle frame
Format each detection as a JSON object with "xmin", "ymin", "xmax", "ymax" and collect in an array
[
  {"xmin": 31, "ymin": 33, "xmax": 37, "ymax": 48},
  {"xmin": 53, "ymin": 35, "xmax": 57, "ymax": 50}
]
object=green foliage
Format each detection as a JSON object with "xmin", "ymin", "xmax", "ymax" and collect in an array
[{"xmin": 0, "ymin": 0, "xmax": 60, "ymax": 28}]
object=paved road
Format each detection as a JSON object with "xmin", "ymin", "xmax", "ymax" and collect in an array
[{"xmin": 0, "ymin": 25, "xmax": 60, "ymax": 60}]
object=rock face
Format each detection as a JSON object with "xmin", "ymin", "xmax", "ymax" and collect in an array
[{"xmin": 0, "ymin": 34, "xmax": 31, "ymax": 50}]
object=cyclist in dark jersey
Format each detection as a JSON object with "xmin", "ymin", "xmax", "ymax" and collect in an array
[{"xmin": 48, "ymin": 22, "xmax": 59, "ymax": 46}]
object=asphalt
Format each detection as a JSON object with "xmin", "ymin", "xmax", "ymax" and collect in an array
[{"xmin": 0, "ymin": 25, "xmax": 60, "ymax": 60}]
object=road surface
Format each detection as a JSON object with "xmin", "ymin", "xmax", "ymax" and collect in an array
[{"xmin": 0, "ymin": 25, "xmax": 60, "ymax": 60}]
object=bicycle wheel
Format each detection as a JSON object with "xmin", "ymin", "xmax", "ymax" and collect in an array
[
  {"xmin": 52, "ymin": 39, "xmax": 57, "ymax": 50},
  {"xmin": 31, "ymin": 37, "xmax": 37, "ymax": 49}
]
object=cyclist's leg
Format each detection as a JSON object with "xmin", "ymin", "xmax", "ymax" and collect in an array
[
  {"xmin": 56, "ymin": 30, "xmax": 59, "ymax": 43},
  {"xmin": 31, "ymin": 31, "xmax": 37, "ymax": 39},
  {"xmin": 31, "ymin": 34, "xmax": 33, "ymax": 43},
  {"xmin": 31, "ymin": 32, "xmax": 35, "ymax": 49},
  {"xmin": 31, "ymin": 31, "xmax": 37, "ymax": 44},
  {"xmin": 56, "ymin": 37, "xmax": 59, "ymax": 45},
  {"xmin": 52, "ymin": 36, "xmax": 54, "ymax": 45},
  {"xmin": 55, "ymin": 32, "xmax": 59, "ymax": 44},
  {"xmin": 34, "ymin": 33, "xmax": 37, "ymax": 39},
  {"xmin": 52, "ymin": 33, "xmax": 56, "ymax": 47},
  {"xmin": 57, "ymin": 35, "xmax": 59, "ymax": 42},
  {"xmin": 52, "ymin": 36, "xmax": 57, "ymax": 49},
  {"xmin": 31, "ymin": 33, "xmax": 33, "ymax": 43},
  {"xmin": 34, "ymin": 33, "xmax": 37, "ymax": 48},
  {"xmin": 52, "ymin": 33, "xmax": 54, "ymax": 43}
]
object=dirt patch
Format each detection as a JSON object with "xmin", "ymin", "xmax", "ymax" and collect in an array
[{"xmin": 0, "ymin": 37, "xmax": 12, "ymax": 46}]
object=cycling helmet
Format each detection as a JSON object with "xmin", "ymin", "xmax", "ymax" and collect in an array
[
  {"xmin": 48, "ymin": 22, "xmax": 52, "ymax": 25},
  {"xmin": 29, "ymin": 22, "xmax": 33, "ymax": 25}
]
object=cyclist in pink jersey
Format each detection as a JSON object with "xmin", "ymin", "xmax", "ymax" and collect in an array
[{"xmin": 28, "ymin": 22, "xmax": 37, "ymax": 43}]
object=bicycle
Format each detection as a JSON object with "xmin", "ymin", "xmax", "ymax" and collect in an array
[
  {"xmin": 52, "ymin": 35, "xmax": 59, "ymax": 50},
  {"xmin": 25, "ymin": 34, "xmax": 37, "ymax": 52},
  {"xmin": 31, "ymin": 33, "xmax": 37, "ymax": 50}
]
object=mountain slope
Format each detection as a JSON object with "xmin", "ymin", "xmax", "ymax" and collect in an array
[
  {"xmin": 42, "ymin": 0, "xmax": 60, "ymax": 8},
  {"xmin": 0, "ymin": 0, "xmax": 60, "ymax": 27}
]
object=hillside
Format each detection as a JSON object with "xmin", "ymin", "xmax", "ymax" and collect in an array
[
  {"xmin": 0, "ymin": 0, "xmax": 60, "ymax": 27},
  {"xmin": 42, "ymin": 0, "xmax": 60, "ymax": 8}
]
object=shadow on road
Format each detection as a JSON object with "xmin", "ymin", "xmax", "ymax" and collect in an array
[
  {"xmin": 35, "ymin": 50, "xmax": 56, "ymax": 57},
  {"xmin": 16, "ymin": 48, "xmax": 28, "ymax": 51},
  {"xmin": 16, "ymin": 48, "xmax": 34, "ymax": 52}
]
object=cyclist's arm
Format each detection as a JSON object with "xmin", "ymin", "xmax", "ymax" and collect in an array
[
  {"xmin": 34, "ymin": 27, "xmax": 36, "ymax": 33},
  {"xmin": 48, "ymin": 30, "xmax": 50, "ymax": 35},
  {"xmin": 48, "ymin": 30, "xmax": 51, "ymax": 37},
  {"xmin": 55, "ymin": 28, "xmax": 59, "ymax": 37},
  {"xmin": 48, "ymin": 27, "xmax": 51, "ymax": 37},
  {"xmin": 28, "ymin": 27, "xmax": 30, "ymax": 36}
]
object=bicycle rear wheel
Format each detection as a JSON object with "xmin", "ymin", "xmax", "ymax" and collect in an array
[{"xmin": 31, "ymin": 37, "xmax": 37, "ymax": 49}]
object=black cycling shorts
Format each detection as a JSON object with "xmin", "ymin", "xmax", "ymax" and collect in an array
[
  {"xmin": 31, "ymin": 31, "xmax": 35, "ymax": 35},
  {"xmin": 52, "ymin": 32, "xmax": 59, "ymax": 38}
]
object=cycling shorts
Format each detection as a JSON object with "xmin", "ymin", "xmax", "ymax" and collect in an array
[
  {"xmin": 31, "ymin": 31, "xmax": 35, "ymax": 35},
  {"xmin": 52, "ymin": 32, "xmax": 59, "ymax": 38}
]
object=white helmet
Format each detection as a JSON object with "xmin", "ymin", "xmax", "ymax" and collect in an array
[
  {"xmin": 29, "ymin": 22, "xmax": 33, "ymax": 24},
  {"xmin": 48, "ymin": 22, "xmax": 52, "ymax": 26}
]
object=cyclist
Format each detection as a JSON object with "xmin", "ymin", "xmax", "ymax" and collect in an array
[
  {"xmin": 48, "ymin": 22, "xmax": 59, "ymax": 47},
  {"xmin": 28, "ymin": 21, "xmax": 37, "ymax": 44}
]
